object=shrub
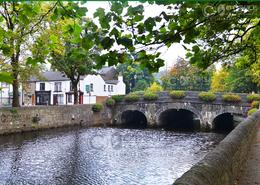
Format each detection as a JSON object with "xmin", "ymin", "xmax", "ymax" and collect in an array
[
  {"xmin": 169, "ymin": 90, "xmax": 186, "ymax": 99},
  {"xmin": 198, "ymin": 92, "xmax": 216, "ymax": 102},
  {"xmin": 251, "ymin": 101, "xmax": 260, "ymax": 108},
  {"xmin": 92, "ymin": 103, "xmax": 103, "ymax": 112},
  {"xmin": 106, "ymin": 98, "xmax": 116, "ymax": 107},
  {"xmin": 111, "ymin": 95, "xmax": 124, "ymax": 102},
  {"xmin": 146, "ymin": 82, "xmax": 163, "ymax": 92},
  {"xmin": 125, "ymin": 93, "xmax": 139, "ymax": 102},
  {"xmin": 247, "ymin": 94, "xmax": 260, "ymax": 102},
  {"xmin": 143, "ymin": 92, "xmax": 158, "ymax": 101},
  {"xmin": 222, "ymin": 94, "xmax": 241, "ymax": 102},
  {"xmin": 247, "ymin": 108, "xmax": 258, "ymax": 116}
]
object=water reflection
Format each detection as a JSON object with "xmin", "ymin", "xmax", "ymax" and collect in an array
[{"xmin": 0, "ymin": 127, "xmax": 225, "ymax": 185}]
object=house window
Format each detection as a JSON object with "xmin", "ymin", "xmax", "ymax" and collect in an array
[
  {"xmin": 70, "ymin": 82, "xmax": 73, "ymax": 91},
  {"xmin": 54, "ymin": 82, "xmax": 62, "ymax": 92},
  {"xmin": 90, "ymin": 83, "xmax": 93, "ymax": 92},
  {"xmin": 57, "ymin": 94, "xmax": 64, "ymax": 105},
  {"xmin": 104, "ymin": 85, "xmax": 106, "ymax": 91},
  {"xmin": 40, "ymin": 83, "xmax": 45, "ymax": 91},
  {"xmin": 111, "ymin": 85, "xmax": 113, "ymax": 92},
  {"xmin": 108, "ymin": 85, "xmax": 110, "ymax": 92},
  {"xmin": 68, "ymin": 94, "xmax": 72, "ymax": 103}
]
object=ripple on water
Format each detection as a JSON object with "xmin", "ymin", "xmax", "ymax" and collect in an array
[{"xmin": 0, "ymin": 127, "xmax": 225, "ymax": 185}]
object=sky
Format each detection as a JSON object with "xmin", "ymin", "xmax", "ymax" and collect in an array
[{"xmin": 84, "ymin": 1, "xmax": 187, "ymax": 72}]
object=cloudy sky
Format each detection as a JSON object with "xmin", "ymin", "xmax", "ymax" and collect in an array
[{"xmin": 84, "ymin": 1, "xmax": 187, "ymax": 71}]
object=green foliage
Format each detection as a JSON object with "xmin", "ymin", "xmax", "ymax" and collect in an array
[
  {"xmin": 224, "ymin": 66, "xmax": 259, "ymax": 93},
  {"xmin": 198, "ymin": 92, "xmax": 216, "ymax": 102},
  {"xmin": 222, "ymin": 94, "xmax": 241, "ymax": 103},
  {"xmin": 116, "ymin": 63, "xmax": 154, "ymax": 93},
  {"xmin": 247, "ymin": 94, "xmax": 260, "ymax": 102},
  {"xmin": 161, "ymin": 58, "xmax": 213, "ymax": 91},
  {"xmin": 169, "ymin": 90, "xmax": 186, "ymax": 99},
  {"xmin": 210, "ymin": 69, "xmax": 229, "ymax": 92},
  {"xmin": 124, "ymin": 93, "xmax": 139, "ymax": 102},
  {"xmin": 106, "ymin": 98, "xmax": 116, "ymax": 107},
  {"xmin": 248, "ymin": 108, "xmax": 258, "ymax": 116},
  {"xmin": 92, "ymin": 104, "xmax": 103, "ymax": 112},
  {"xmin": 0, "ymin": 72, "xmax": 13, "ymax": 84},
  {"xmin": 143, "ymin": 92, "xmax": 158, "ymax": 101},
  {"xmin": 251, "ymin": 101, "xmax": 260, "ymax": 109},
  {"xmin": 111, "ymin": 95, "xmax": 124, "ymax": 102},
  {"xmin": 0, "ymin": 2, "xmax": 88, "ymax": 106},
  {"xmin": 133, "ymin": 80, "xmax": 149, "ymax": 92}
]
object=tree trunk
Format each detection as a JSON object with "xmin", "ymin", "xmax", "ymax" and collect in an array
[
  {"xmin": 11, "ymin": 58, "xmax": 20, "ymax": 107},
  {"xmin": 72, "ymin": 81, "xmax": 78, "ymax": 105}
]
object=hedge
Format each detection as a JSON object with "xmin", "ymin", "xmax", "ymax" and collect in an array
[
  {"xmin": 92, "ymin": 103, "xmax": 103, "ymax": 112},
  {"xmin": 143, "ymin": 92, "xmax": 158, "ymax": 101},
  {"xmin": 106, "ymin": 98, "xmax": 116, "ymax": 107},
  {"xmin": 247, "ymin": 94, "xmax": 260, "ymax": 102},
  {"xmin": 198, "ymin": 92, "xmax": 216, "ymax": 102},
  {"xmin": 169, "ymin": 90, "xmax": 186, "ymax": 99},
  {"xmin": 111, "ymin": 95, "xmax": 124, "ymax": 102},
  {"xmin": 125, "ymin": 93, "xmax": 139, "ymax": 102},
  {"xmin": 222, "ymin": 94, "xmax": 241, "ymax": 102}
]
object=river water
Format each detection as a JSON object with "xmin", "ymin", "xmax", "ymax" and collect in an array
[{"xmin": 0, "ymin": 127, "xmax": 225, "ymax": 185}]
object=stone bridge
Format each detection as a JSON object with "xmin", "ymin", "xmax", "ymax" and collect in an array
[{"xmin": 112, "ymin": 91, "xmax": 251, "ymax": 131}]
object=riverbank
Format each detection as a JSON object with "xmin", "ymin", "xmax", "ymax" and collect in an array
[
  {"xmin": 235, "ymin": 122, "xmax": 260, "ymax": 185},
  {"xmin": 0, "ymin": 105, "xmax": 112, "ymax": 135}
]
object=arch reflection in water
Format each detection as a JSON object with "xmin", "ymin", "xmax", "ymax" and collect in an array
[
  {"xmin": 121, "ymin": 110, "xmax": 148, "ymax": 128},
  {"xmin": 158, "ymin": 109, "xmax": 200, "ymax": 131}
]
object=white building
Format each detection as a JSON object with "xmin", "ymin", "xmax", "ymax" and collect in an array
[
  {"xmin": 24, "ymin": 67, "xmax": 125, "ymax": 105},
  {"xmin": 0, "ymin": 82, "xmax": 13, "ymax": 106}
]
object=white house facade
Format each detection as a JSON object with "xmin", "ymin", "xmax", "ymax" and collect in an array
[{"xmin": 29, "ymin": 67, "xmax": 126, "ymax": 105}]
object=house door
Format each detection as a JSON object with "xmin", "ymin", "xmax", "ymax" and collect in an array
[
  {"xmin": 79, "ymin": 94, "xmax": 83, "ymax": 104},
  {"xmin": 53, "ymin": 94, "xmax": 58, "ymax": 105}
]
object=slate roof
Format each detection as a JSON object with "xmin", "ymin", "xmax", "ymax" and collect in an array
[
  {"xmin": 29, "ymin": 71, "xmax": 84, "ymax": 82},
  {"xmin": 29, "ymin": 67, "xmax": 119, "ymax": 84},
  {"xmin": 98, "ymin": 66, "xmax": 118, "ymax": 82}
]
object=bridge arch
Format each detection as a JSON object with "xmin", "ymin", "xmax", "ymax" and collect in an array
[
  {"xmin": 211, "ymin": 111, "xmax": 245, "ymax": 133},
  {"xmin": 114, "ymin": 109, "xmax": 148, "ymax": 128},
  {"xmin": 158, "ymin": 109, "xmax": 201, "ymax": 131}
]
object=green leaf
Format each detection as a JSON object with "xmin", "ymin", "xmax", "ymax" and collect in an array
[
  {"xmin": 82, "ymin": 37, "xmax": 94, "ymax": 50},
  {"xmin": 111, "ymin": 2, "xmax": 123, "ymax": 14},
  {"xmin": 0, "ymin": 72, "xmax": 13, "ymax": 84},
  {"xmin": 101, "ymin": 37, "xmax": 114, "ymax": 50}
]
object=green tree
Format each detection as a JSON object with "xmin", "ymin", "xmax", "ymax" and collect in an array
[
  {"xmin": 161, "ymin": 58, "xmax": 213, "ymax": 91},
  {"xmin": 95, "ymin": 2, "xmax": 259, "ymax": 77},
  {"xmin": 117, "ymin": 63, "xmax": 154, "ymax": 93},
  {"xmin": 223, "ymin": 65, "xmax": 259, "ymax": 93},
  {"xmin": 210, "ymin": 69, "xmax": 229, "ymax": 92},
  {"xmin": 133, "ymin": 79, "xmax": 149, "ymax": 91},
  {"xmin": 47, "ymin": 18, "xmax": 99, "ymax": 104},
  {"xmin": 0, "ymin": 2, "xmax": 87, "ymax": 107}
]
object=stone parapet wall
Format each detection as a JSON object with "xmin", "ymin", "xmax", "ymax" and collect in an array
[
  {"xmin": 0, "ymin": 105, "xmax": 112, "ymax": 135},
  {"xmin": 173, "ymin": 110, "xmax": 260, "ymax": 185}
]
